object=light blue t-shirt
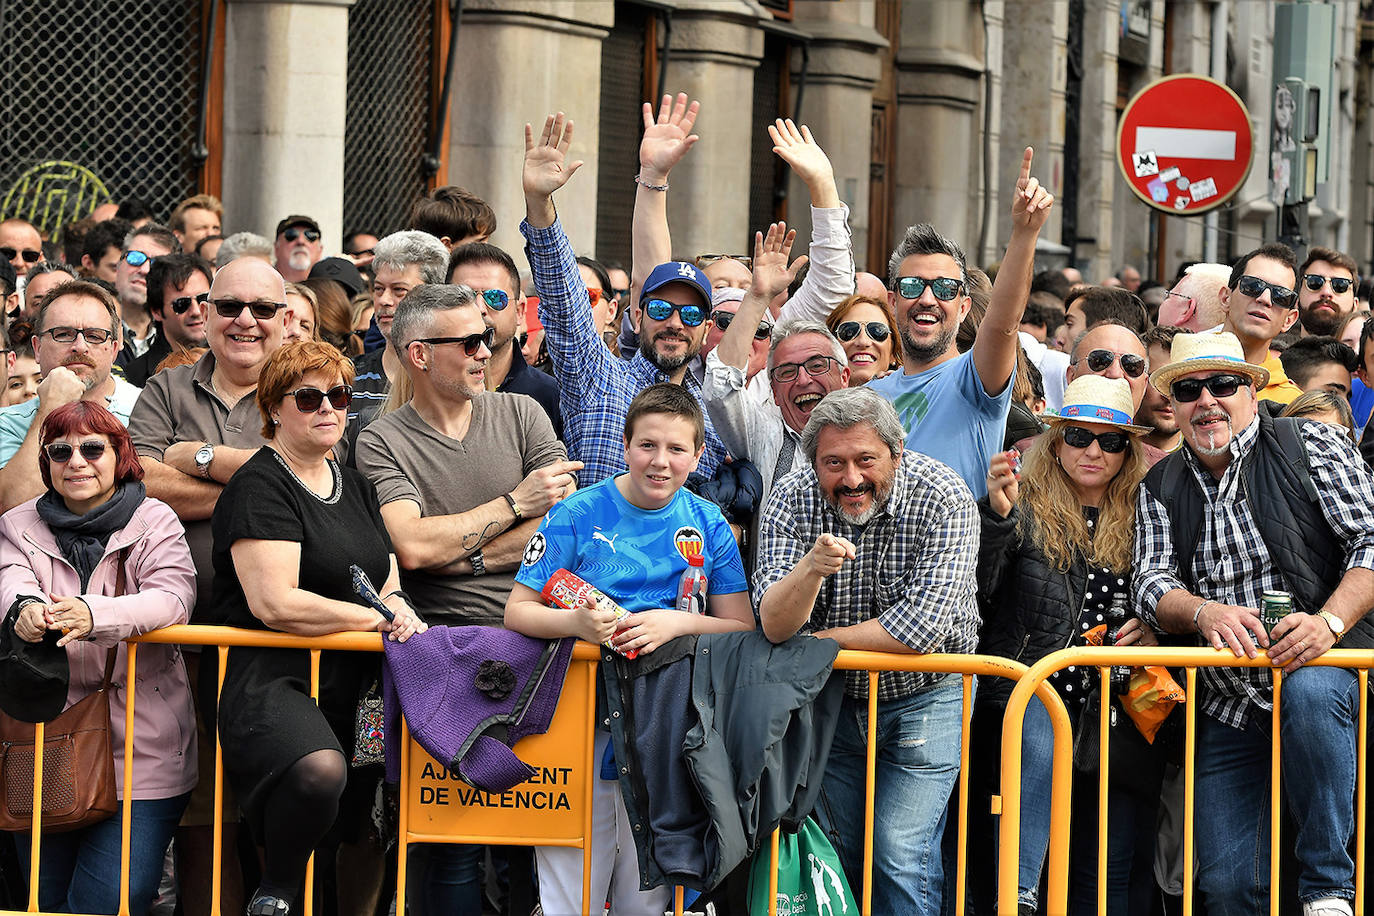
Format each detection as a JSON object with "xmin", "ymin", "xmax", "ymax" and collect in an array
[
  {"xmin": 866, "ymin": 350, "xmax": 1013, "ymax": 499},
  {"xmin": 0, "ymin": 378, "xmax": 143, "ymax": 468},
  {"xmin": 515, "ymin": 475, "xmax": 748, "ymax": 613}
]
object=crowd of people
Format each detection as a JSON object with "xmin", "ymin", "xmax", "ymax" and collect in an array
[{"xmin": 1, "ymin": 88, "xmax": 1373, "ymax": 916}]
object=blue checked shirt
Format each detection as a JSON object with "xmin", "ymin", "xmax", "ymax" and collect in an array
[
  {"xmin": 753, "ymin": 451, "xmax": 981, "ymax": 701},
  {"xmin": 520, "ymin": 218, "xmax": 729, "ymax": 486},
  {"xmin": 1134, "ymin": 417, "xmax": 1374, "ymax": 728}
]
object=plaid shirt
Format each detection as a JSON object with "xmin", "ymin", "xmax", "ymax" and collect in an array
[
  {"xmin": 1134, "ymin": 416, "xmax": 1374, "ymax": 728},
  {"xmin": 521, "ymin": 218, "xmax": 728, "ymax": 486},
  {"xmin": 754, "ymin": 451, "xmax": 981, "ymax": 700}
]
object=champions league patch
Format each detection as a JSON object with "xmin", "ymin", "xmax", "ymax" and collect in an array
[{"xmin": 522, "ymin": 532, "xmax": 547, "ymax": 568}]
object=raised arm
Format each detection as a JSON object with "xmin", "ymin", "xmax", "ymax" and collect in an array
[
  {"xmin": 770, "ymin": 119, "xmax": 854, "ymax": 323},
  {"xmin": 631, "ymin": 93, "xmax": 701, "ymax": 304},
  {"xmin": 972, "ymin": 147, "xmax": 1054, "ymax": 395},
  {"xmin": 716, "ymin": 223, "xmax": 804, "ymax": 371}
]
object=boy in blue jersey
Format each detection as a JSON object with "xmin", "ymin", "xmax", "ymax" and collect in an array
[{"xmin": 506, "ymin": 382, "xmax": 753, "ymax": 915}]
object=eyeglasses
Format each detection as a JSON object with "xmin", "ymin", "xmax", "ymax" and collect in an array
[
  {"xmin": 769, "ymin": 355, "xmax": 842, "ymax": 383},
  {"xmin": 1061, "ymin": 426, "xmax": 1129, "ymax": 453},
  {"xmin": 1302, "ymin": 273, "xmax": 1354, "ymax": 295},
  {"xmin": 286, "ymin": 384, "xmax": 353, "ymax": 412},
  {"xmin": 169, "ymin": 291, "xmax": 210, "ymax": 314},
  {"xmin": 122, "ymin": 250, "xmax": 152, "ymax": 268},
  {"xmin": 1073, "ymin": 348, "xmax": 1147, "ymax": 378},
  {"xmin": 612, "ymin": 288, "xmax": 630, "ymax": 301},
  {"xmin": 643, "ymin": 298, "xmax": 706, "ymax": 327},
  {"xmin": 39, "ymin": 326, "xmax": 115, "ymax": 345},
  {"xmin": 282, "ymin": 227, "xmax": 321, "ymax": 243},
  {"xmin": 896, "ymin": 276, "xmax": 963, "ymax": 301},
  {"xmin": 1234, "ymin": 275, "xmax": 1297, "ymax": 309},
  {"xmin": 835, "ymin": 321, "xmax": 892, "ymax": 343},
  {"xmin": 696, "ymin": 254, "xmax": 752, "ymax": 269},
  {"xmin": 412, "ymin": 326, "xmax": 496, "ymax": 356},
  {"xmin": 0, "ymin": 247, "xmax": 41, "ymax": 264},
  {"xmin": 712, "ymin": 310, "xmax": 773, "ymax": 340},
  {"xmin": 1170, "ymin": 373, "xmax": 1248, "ymax": 403},
  {"xmin": 43, "ymin": 440, "xmax": 108, "ymax": 463},
  {"xmin": 212, "ymin": 298, "xmax": 286, "ymax": 320},
  {"xmin": 478, "ymin": 289, "xmax": 510, "ymax": 311}
]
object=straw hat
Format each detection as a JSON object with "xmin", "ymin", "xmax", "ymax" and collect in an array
[
  {"xmin": 1044, "ymin": 375, "xmax": 1152, "ymax": 435},
  {"xmin": 1148, "ymin": 331, "xmax": 1269, "ymax": 396}
]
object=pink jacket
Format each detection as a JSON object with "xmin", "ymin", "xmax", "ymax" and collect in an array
[{"xmin": 0, "ymin": 495, "xmax": 198, "ymax": 800}]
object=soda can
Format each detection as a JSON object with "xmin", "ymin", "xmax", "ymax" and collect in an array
[
  {"xmin": 1260, "ymin": 590, "xmax": 1292, "ymax": 634},
  {"xmin": 542, "ymin": 568, "xmax": 638, "ymax": 658}
]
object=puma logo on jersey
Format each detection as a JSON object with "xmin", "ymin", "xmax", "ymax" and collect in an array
[{"xmin": 592, "ymin": 528, "xmax": 619, "ymax": 553}]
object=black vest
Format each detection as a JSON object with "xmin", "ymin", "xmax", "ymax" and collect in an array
[{"xmin": 1142, "ymin": 413, "xmax": 1372, "ymax": 649}]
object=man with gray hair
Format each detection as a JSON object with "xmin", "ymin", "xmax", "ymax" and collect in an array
[
  {"xmin": 755, "ymin": 386, "xmax": 979, "ymax": 914},
  {"xmin": 215, "ymin": 231, "xmax": 275, "ymax": 268},
  {"xmin": 1157, "ymin": 262, "xmax": 1231, "ymax": 332}
]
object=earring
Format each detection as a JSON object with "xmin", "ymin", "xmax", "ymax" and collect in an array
[
  {"xmin": 272, "ymin": 416, "xmax": 280, "ymax": 425},
  {"xmin": 420, "ymin": 364, "xmax": 429, "ymax": 372}
]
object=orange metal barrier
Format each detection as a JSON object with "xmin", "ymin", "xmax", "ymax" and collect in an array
[{"xmin": 999, "ymin": 645, "xmax": 1374, "ymax": 916}]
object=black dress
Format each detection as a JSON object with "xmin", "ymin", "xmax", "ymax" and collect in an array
[{"xmin": 208, "ymin": 447, "xmax": 392, "ymax": 824}]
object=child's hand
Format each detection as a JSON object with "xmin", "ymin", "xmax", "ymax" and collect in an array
[
  {"xmin": 613, "ymin": 610, "xmax": 686, "ymax": 656},
  {"xmin": 574, "ymin": 596, "xmax": 620, "ymax": 645}
]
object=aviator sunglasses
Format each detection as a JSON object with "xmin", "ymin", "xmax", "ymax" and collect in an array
[
  {"xmin": 835, "ymin": 321, "xmax": 892, "ymax": 343},
  {"xmin": 44, "ymin": 440, "xmax": 108, "ymax": 463},
  {"xmin": 1074, "ymin": 348, "xmax": 1146, "ymax": 379}
]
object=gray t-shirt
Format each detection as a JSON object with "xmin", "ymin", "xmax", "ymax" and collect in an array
[{"xmin": 355, "ymin": 392, "xmax": 565, "ymax": 625}]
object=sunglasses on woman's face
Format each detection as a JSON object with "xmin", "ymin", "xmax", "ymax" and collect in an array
[
  {"xmin": 286, "ymin": 385, "xmax": 353, "ymax": 412},
  {"xmin": 834, "ymin": 320, "xmax": 892, "ymax": 343},
  {"xmin": 1169, "ymin": 373, "xmax": 1247, "ymax": 403},
  {"xmin": 44, "ymin": 440, "xmax": 108, "ymax": 463},
  {"xmin": 1061, "ymin": 426, "xmax": 1129, "ymax": 453}
]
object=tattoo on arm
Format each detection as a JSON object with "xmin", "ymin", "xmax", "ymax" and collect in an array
[{"xmin": 461, "ymin": 520, "xmax": 505, "ymax": 552}]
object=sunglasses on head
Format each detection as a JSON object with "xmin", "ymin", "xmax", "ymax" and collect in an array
[
  {"xmin": 1061, "ymin": 426, "xmax": 1129, "ymax": 453},
  {"xmin": 1303, "ymin": 273, "xmax": 1354, "ymax": 295},
  {"xmin": 44, "ymin": 440, "xmax": 107, "ymax": 463},
  {"xmin": 123, "ymin": 250, "xmax": 151, "ymax": 268},
  {"xmin": 213, "ymin": 298, "xmax": 286, "ymax": 320},
  {"xmin": 412, "ymin": 326, "xmax": 496, "ymax": 356},
  {"xmin": 478, "ymin": 288, "xmax": 510, "ymax": 311},
  {"xmin": 0, "ymin": 246, "xmax": 41, "ymax": 264},
  {"xmin": 643, "ymin": 298, "xmax": 706, "ymax": 327},
  {"xmin": 170, "ymin": 291, "xmax": 210, "ymax": 314},
  {"xmin": 696, "ymin": 254, "xmax": 752, "ymax": 269},
  {"xmin": 1074, "ymin": 348, "xmax": 1146, "ymax": 378},
  {"xmin": 1234, "ymin": 275, "xmax": 1297, "ymax": 309},
  {"xmin": 712, "ymin": 310, "xmax": 773, "ymax": 340},
  {"xmin": 287, "ymin": 384, "xmax": 353, "ymax": 412},
  {"xmin": 282, "ymin": 227, "xmax": 321, "ymax": 243},
  {"xmin": 835, "ymin": 320, "xmax": 892, "ymax": 343},
  {"xmin": 896, "ymin": 276, "xmax": 963, "ymax": 301},
  {"xmin": 1170, "ymin": 373, "xmax": 1248, "ymax": 403}
]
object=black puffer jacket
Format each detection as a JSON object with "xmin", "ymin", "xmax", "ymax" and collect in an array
[{"xmin": 975, "ymin": 498, "xmax": 1090, "ymax": 708}]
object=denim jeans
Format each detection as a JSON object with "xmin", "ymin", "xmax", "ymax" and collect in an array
[
  {"xmin": 407, "ymin": 843, "xmax": 483, "ymax": 916},
  {"xmin": 12, "ymin": 792, "xmax": 190, "ymax": 915},
  {"xmin": 1194, "ymin": 665, "xmax": 1359, "ymax": 913},
  {"xmin": 816, "ymin": 675, "xmax": 965, "ymax": 916}
]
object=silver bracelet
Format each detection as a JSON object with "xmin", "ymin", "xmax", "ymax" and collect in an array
[
  {"xmin": 1192, "ymin": 599, "xmax": 1215, "ymax": 633},
  {"xmin": 634, "ymin": 173, "xmax": 669, "ymax": 192}
]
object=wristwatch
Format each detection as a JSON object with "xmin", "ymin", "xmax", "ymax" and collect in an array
[
  {"xmin": 470, "ymin": 549, "xmax": 487, "ymax": 576},
  {"xmin": 194, "ymin": 443, "xmax": 215, "ymax": 480},
  {"xmin": 1317, "ymin": 610, "xmax": 1347, "ymax": 642}
]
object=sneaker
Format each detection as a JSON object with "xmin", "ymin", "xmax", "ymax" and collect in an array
[
  {"xmin": 1303, "ymin": 898, "xmax": 1353, "ymax": 916},
  {"xmin": 246, "ymin": 894, "xmax": 290, "ymax": 916}
]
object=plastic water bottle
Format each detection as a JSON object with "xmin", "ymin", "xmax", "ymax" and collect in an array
[{"xmin": 676, "ymin": 555, "xmax": 708, "ymax": 615}]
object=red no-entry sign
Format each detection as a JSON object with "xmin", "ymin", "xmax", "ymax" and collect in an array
[{"xmin": 1116, "ymin": 74, "xmax": 1254, "ymax": 216}]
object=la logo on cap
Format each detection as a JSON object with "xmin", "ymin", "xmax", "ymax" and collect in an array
[{"xmin": 677, "ymin": 262, "xmax": 695, "ymax": 277}]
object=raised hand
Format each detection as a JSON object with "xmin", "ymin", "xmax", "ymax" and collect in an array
[
  {"xmin": 639, "ymin": 93, "xmax": 701, "ymax": 182},
  {"xmin": 1011, "ymin": 147, "xmax": 1054, "ymax": 233},
  {"xmin": 986, "ymin": 450, "xmax": 1020, "ymax": 518},
  {"xmin": 523, "ymin": 112, "xmax": 584, "ymax": 201},
  {"xmin": 750, "ymin": 222, "xmax": 808, "ymax": 302},
  {"xmin": 768, "ymin": 119, "xmax": 835, "ymax": 191}
]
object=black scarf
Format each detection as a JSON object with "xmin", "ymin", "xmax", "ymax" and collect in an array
[{"xmin": 36, "ymin": 482, "xmax": 146, "ymax": 591}]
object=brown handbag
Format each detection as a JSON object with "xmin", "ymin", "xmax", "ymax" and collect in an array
[{"xmin": 0, "ymin": 551, "xmax": 128, "ymax": 833}]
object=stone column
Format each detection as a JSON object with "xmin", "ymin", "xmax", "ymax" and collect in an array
[
  {"xmin": 222, "ymin": 0, "xmax": 354, "ymax": 250},
  {"xmin": 445, "ymin": 1, "xmax": 613, "ymax": 259},
  {"xmin": 1073, "ymin": 1, "xmax": 1122, "ymax": 283},
  {"xmin": 787, "ymin": 2, "xmax": 887, "ymax": 271}
]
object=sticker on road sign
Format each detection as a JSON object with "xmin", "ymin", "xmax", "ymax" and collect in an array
[
  {"xmin": 1133, "ymin": 151, "xmax": 1159, "ymax": 177},
  {"xmin": 1176, "ymin": 177, "xmax": 1190, "ymax": 191},
  {"xmin": 1189, "ymin": 177, "xmax": 1218, "ymax": 202},
  {"xmin": 1147, "ymin": 178, "xmax": 1169, "ymax": 202},
  {"xmin": 1159, "ymin": 166, "xmax": 1181, "ymax": 183},
  {"xmin": 1174, "ymin": 197, "xmax": 1189, "ymax": 210}
]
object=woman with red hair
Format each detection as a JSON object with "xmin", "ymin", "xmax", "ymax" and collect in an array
[{"xmin": 0, "ymin": 401, "xmax": 197, "ymax": 914}]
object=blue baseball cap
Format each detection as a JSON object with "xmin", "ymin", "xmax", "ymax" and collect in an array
[{"xmin": 641, "ymin": 261, "xmax": 711, "ymax": 309}]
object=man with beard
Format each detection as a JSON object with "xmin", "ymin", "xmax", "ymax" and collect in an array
[
  {"xmin": 520, "ymin": 110, "xmax": 727, "ymax": 484},
  {"xmin": 0, "ymin": 280, "xmax": 142, "ymax": 509},
  {"xmin": 1135, "ymin": 325, "xmax": 1182, "ymax": 457},
  {"xmin": 869, "ymin": 147, "xmax": 1053, "ymax": 498},
  {"xmin": 756, "ymin": 387, "xmax": 978, "ymax": 914},
  {"xmin": 1297, "ymin": 246, "xmax": 1358, "ymax": 338},
  {"xmin": 1135, "ymin": 331, "xmax": 1374, "ymax": 916},
  {"xmin": 272, "ymin": 215, "xmax": 324, "ymax": 283}
]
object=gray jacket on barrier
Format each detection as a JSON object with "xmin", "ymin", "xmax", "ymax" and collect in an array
[{"xmin": 602, "ymin": 629, "xmax": 843, "ymax": 893}]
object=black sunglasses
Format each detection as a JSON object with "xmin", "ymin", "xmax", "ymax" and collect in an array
[
  {"xmin": 287, "ymin": 384, "xmax": 353, "ymax": 412},
  {"xmin": 0, "ymin": 246, "xmax": 41, "ymax": 264},
  {"xmin": 1302, "ymin": 273, "xmax": 1354, "ymax": 295},
  {"xmin": 413, "ymin": 326, "xmax": 496, "ymax": 356},
  {"xmin": 712, "ymin": 310, "xmax": 772, "ymax": 340},
  {"xmin": 1061, "ymin": 426, "xmax": 1129, "ymax": 453},
  {"xmin": 1074, "ymin": 348, "xmax": 1146, "ymax": 379},
  {"xmin": 213, "ymin": 298, "xmax": 286, "ymax": 320},
  {"xmin": 1170, "ymin": 373, "xmax": 1248, "ymax": 403},
  {"xmin": 170, "ymin": 291, "xmax": 210, "ymax": 314},
  {"xmin": 644, "ymin": 298, "xmax": 706, "ymax": 327},
  {"xmin": 1234, "ymin": 275, "xmax": 1297, "ymax": 309},
  {"xmin": 835, "ymin": 320, "xmax": 892, "ymax": 343},
  {"xmin": 896, "ymin": 276, "xmax": 963, "ymax": 301},
  {"xmin": 44, "ymin": 440, "xmax": 108, "ymax": 463},
  {"xmin": 283, "ymin": 227, "xmax": 321, "ymax": 243}
]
